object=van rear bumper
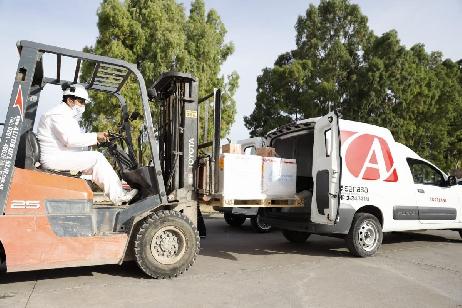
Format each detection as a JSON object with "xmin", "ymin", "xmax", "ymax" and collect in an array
[{"xmin": 261, "ymin": 204, "xmax": 355, "ymax": 235}]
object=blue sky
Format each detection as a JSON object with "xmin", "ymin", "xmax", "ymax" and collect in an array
[{"xmin": 1, "ymin": 0, "xmax": 461, "ymax": 140}]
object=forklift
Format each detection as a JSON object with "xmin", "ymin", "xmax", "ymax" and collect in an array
[{"xmin": 0, "ymin": 40, "xmax": 221, "ymax": 278}]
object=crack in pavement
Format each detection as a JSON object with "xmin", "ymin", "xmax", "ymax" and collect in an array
[{"xmin": 24, "ymin": 280, "xmax": 37, "ymax": 308}]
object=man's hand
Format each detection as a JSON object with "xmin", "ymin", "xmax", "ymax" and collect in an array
[{"xmin": 97, "ymin": 132, "xmax": 109, "ymax": 143}]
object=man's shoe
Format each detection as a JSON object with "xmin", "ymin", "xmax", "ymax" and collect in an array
[{"xmin": 114, "ymin": 189, "xmax": 138, "ymax": 206}]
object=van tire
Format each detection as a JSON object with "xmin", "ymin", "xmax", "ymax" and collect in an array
[
  {"xmin": 251, "ymin": 211, "xmax": 272, "ymax": 233},
  {"xmin": 224, "ymin": 213, "xmax": 246, "ymax": 227},
  {"xmin": 282, "ymin": 230, "xmax": 311, "ymax": 243},
  {"xmin": 458, "ymin": 230, "xmax": 462, "ymax": 239},
  {"xmin": 346, "ymin": 213, "xmax": 382, "ymax": 257}
]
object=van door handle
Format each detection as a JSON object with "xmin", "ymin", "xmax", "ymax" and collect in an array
[{"xmin": 417, "ymin": 189, "xmax": 425, "ymax": 193}]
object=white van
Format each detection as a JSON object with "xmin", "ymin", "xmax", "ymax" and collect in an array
[{"xmin": 245, "ymin": 112, "xmax": 462, "ymax": 257}]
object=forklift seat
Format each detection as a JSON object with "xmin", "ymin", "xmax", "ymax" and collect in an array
[
  {"xmin": 16, "ymin": 130, "xmax": 41, "ymax": 169},
  {"xmin": 28, "ymin": 131, "xmax": 40, "ymax": 169},
  {"xmin": 23, "ymin": 131, "xmax": 81, "ymax": 178}
]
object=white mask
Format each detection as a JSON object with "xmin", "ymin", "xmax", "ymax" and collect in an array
[{"xmin": 72, "ymin": 105, "xmax": 85, "ymax": 120}]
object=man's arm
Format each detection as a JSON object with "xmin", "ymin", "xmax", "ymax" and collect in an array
[{"xmin": 50, "ymin": 115, "xmax": 98, "ymax": 148}]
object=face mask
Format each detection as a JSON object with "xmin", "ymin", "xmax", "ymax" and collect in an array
[{"xmin": 72, "ymin": 104, "xmax": 85, "ymax": 120}]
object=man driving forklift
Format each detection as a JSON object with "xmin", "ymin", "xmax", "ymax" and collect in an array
[{"xmin": 36, "ymin": 83, "xmax": 138, "ymax": 206}]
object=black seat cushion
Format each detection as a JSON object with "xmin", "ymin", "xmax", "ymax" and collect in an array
[
  {"xmin": 14, "ymin": 130, "xmax": 40, "ymax": 169},
  {"xmin": 20, "ymin": 131, "xmax": 81, "ymax": 178}
]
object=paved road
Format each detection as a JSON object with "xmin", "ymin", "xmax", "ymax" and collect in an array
[{"xmin": 1, "ymin": 215, "xmax": 461, "ymax": 308}]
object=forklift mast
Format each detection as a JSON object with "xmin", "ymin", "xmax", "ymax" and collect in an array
[
  {"xmin": 151, "ymin": 73, "xmax": 198, "ymax": 199},
  {"xmin": 150, "ymin": 73, "xmax": 222, "ymax": 201}
]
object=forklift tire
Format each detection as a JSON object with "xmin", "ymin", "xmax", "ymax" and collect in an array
[
  {"xmin": 282, "ymin": 230, "xmax": 311, "ymax": 243},
  {"xmin": 224, "ymin": 213, "xmax": 246, "ymax": 227},
  {"xmin": 134, "ymin": 210, "xmax": 199, "ymax": 279},
  {"xmin": 0, "ymin": 242, "xmax": 5, "ymax": 274},
  {"xmin": 346, "ymin": 213, "xmax": 383, "ymax": 257},
  {"xmin": 251, "ymin": 211, "xmax": 272, "ymax": 233}
]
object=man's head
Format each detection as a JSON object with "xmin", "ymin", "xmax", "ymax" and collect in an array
[{"xmin": 62, "ymin": 84, "xmax": 91, "ymax": 108}]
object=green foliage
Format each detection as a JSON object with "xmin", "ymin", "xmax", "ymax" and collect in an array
[
  {"xmin": 244, "ymin": 0, "xmax": 462, "ymax": 170},
  {"xmin": 80, "ymin": 0, "xmax": 238, "ymax": 151}
]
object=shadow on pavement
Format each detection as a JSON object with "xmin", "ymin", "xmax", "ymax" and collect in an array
[
  {"xmin": 0, "ymin": 261, "xmax": 145, "ymax": 284},
  {"xmin": 201, "ymin": 218, "xmax": 462, "ymax": 261},
  {"xmin": 199, "ymin": 219, "xmax": 351, "ymax": 260}
]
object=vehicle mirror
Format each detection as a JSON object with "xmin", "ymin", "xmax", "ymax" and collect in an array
[{"xmin": 447, "ymin": 175, "xmax": 457, "ymax": 186}]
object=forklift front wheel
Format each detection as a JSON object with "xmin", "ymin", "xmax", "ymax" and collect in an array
[{"xmin": 134, "ymin": 210, "xmax": 199, "ymax": 278}]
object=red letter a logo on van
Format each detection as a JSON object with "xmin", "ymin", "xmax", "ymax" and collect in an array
[{"xmin": 341, "ymin": 131, "xmax": 398, "ymax": 182}]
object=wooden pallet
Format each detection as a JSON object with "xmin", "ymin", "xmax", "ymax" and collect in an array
[{"xmin": 208, "ymin": 196, "xmax": 303, "ymax": 208}]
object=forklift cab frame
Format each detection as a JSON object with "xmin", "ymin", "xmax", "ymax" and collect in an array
[{"xmin": 0, "ymin": 40, "xmax": 211, "ymax": 278}]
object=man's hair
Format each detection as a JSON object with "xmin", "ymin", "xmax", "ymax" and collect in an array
[{"xmin": 63, "ymin": 95, "xmax": 76, "ymax": 103}]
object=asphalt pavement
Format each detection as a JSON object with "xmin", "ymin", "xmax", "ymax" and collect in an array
[{"xmin": 1, "ymin": 215, "xmax": 461, "ymax": 308}]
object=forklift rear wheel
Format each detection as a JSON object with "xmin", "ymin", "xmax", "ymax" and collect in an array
[
  {"xmin": 282, "ymin": 230, "xmax": 311, "ymax": 243},
  {"xmin": 251, "ymin": 211, "xmax": 272, "ymax": 233},
  {"xmin": 0, "ymin": 242, "xmax": 5, "ymax": 274},
  {"xmin": 134, "ymin": 210, "xmax": 199, "ymax": 279},
  {"xmin": 346, "ymin": 213, "xmax": 383, "ymax": 257},
  {"xmin": 224, "ymin": 213, "xmax": 246, "ymax": 227}
]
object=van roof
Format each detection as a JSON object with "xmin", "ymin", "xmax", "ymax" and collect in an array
[
  {"xmin": 395, "ymin": 142, "xmax": 421, "ymax": 160},
  {"xmin": 266, "ymin": 117, "xmax": 392, "ymax": 140}
]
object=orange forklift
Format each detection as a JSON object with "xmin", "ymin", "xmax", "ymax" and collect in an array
[{"xmin": 0, "ymin": 41, "xmax": 222, "ymax": 278}]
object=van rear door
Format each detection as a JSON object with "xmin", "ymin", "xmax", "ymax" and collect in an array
[{"xmin": 311, "ymin": 112, "xmax": 341, "ymax": 225}]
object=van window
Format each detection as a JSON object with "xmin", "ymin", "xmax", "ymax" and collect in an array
[
  {"xmin": 324, "ymin": 129, "xmax": 332, "ymax": 157},
  {"xmin": 407, "ymin": 158, "xmax": 444, "ymax": 186}
]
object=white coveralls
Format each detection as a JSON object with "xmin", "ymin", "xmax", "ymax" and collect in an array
[{"xmin": 37, "ymin": 102, "xmax": 126, "ymax": 203}]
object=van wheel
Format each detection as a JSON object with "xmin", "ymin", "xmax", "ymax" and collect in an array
[
  {"xmin": 346, "ymin": 213, "xmax": 382, "ymax": 257},
  {"xmin": 251, "ymin": 211, "xmax": 272, "ymax": 233},
  {"xmin": 134, "ymin": 210, "xmax": 199, "ymax": 279},
  {"xmin": 458, "ymin": 230, "xmax": 462, "ymax": 239},
  {"xmin": 282, "ymin": 230, "xmax": 311, "ymax": 243},
  {"xmin": 224, "ymin": 213, "xmax": 246, "ymax": 227}
]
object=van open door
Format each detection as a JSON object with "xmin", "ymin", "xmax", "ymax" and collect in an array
[{"xmin": 311, "ymin": 112, "xmax": 341, "ymax": 225}]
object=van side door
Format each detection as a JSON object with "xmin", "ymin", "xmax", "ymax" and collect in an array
[
  {"xmin": 407, "ymin": 158, "xmax": 458, "ymax": 224},
  {"xmin": 311, "ymin": 112, "xmax": 341, "ymax": 225}
]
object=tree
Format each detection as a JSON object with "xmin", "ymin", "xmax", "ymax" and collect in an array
[
  {"xmin": 244, "ymin": 0, "xmax": 462, "ymax": 170},
  {"xmin": 80, "ymin": 0, "xmax": 238, "ymax": 150}
]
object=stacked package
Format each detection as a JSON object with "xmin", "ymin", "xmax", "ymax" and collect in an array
[
  {"xmin": 218, "ymin": 144, "xmax": 297, "ymax": 200},
  {"xmin": 262, "ymin": 157, "xmax": 297, "ymax": 198},
  {"xmin": 218, "ymin": 153, "xmax": 265, "ymax": 200}
]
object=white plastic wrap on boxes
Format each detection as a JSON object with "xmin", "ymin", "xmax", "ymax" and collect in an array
[
  {"xmin": 219, "ymin": 154, "xmax": 265, "ymax": 200},
  {"xmin": 262, "ymin": 157, "xmax": 297, "ymax": 198}
]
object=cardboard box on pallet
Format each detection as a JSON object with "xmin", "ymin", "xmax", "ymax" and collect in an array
[
  {"xmin": 221, "ymin": 143, "xmax": 242, "ymax": 154},
  {"xmin": 262, "ymin": 157, "xmax": 297, "ymax": 198},
  {"xmin": 218, "ymin": 153, "xmax": 264, "ymax": 200},
  {"xmin": 256, "ymin": 147, "xmax": 277, "ymax": 157}
]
